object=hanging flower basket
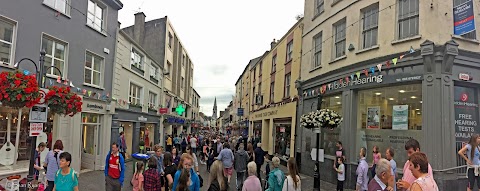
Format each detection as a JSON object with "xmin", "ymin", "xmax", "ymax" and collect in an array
[
  {"xmin": 45, "ymin": 86, "xmax": 83, "ymax": 117},
  {"xmin": 0, "ymin": 71, "xmax": 41, "ymax": 108},
  {"xmin": 300, "ymin": 109, "xmax": 343, "ymax": 131}
]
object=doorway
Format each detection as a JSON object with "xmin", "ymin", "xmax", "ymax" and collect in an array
[{"xmin": 81, "ymin": 113, "xmax": 102, "ymax": 170}]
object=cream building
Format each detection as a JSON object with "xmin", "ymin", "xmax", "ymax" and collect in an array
[{"xmin": 298, "ymin": 0, "xmax": 480, "ymax": 189}]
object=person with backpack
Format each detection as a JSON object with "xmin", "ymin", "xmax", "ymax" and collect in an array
[
  {"xmin": 43, "ymin": 140, "xmax": 64, "ymax": 191},
  {"xmin": 53, "ymin": 152, "xmax": 79, "ymax": 191},
  {"xmin": 104, "ymin": 142, "xmax": 125, "ymax": 191},
  {"xmin": 131, "ymin": 162, "xmax": 144, "ymax": 191}
]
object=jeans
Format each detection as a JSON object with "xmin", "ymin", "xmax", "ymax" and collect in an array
[
  {"xmin": 236, "ymin": 171, "xmax": 246, "ymax": 190},
  {"xmin": 105, "ymin": 176, "xmax": 122, "ymax": 191}
]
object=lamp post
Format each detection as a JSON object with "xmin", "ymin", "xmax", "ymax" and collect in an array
[
  {"xmin": 313, "ymin": 93, "xmax": 323, "ymax": 191},
  {"xmin": 15, "ymin": 50, "xmax": 63, "ymax": 186}
]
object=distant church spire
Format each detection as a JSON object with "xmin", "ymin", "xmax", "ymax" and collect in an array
[{"xmin": 212, "ymin": 97, "xmax": 217, "ymax": 119}]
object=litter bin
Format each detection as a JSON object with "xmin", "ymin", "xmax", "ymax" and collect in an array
[{"xmin": 131, "ymin": 153, "xmax": 151, "ymax": 173}]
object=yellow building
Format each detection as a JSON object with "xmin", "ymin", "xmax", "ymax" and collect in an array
[{"xmin": 248, "ymin": 18, "xmax": 303, "ymax": 159}]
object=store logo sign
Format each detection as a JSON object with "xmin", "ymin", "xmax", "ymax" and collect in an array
[
  {"xmin": 138, "ymin": 116, "xmax": 147, "ymax": 122},
  {"xmin": 330, "ymin": 75, "xmax": 383, "ymax": 90},
  {"xmin": 455, "ymin": 92, "xmax": 478, "ymax": 107},
  {"xmin": 461, "ymin": 93, "xmax": 468, "ymax": 102},
  {"xmin": 87, "ymin": 104, "xmax": 104, "ymax": 110}
]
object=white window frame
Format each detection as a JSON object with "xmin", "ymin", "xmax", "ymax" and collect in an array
[
  {"xmin": 87, "ymin": 0, "xmax": 106, "ymax": 32},
  {"xmin": 43, "ymin": 0, "xmax": 70, "ymax": 15},
  {"xmin": 286, "ymin": 41, "xmax": 293, "ymax": 62},
  {"xmin": 129, "ymin": 82, "xmax": 142, "ymax": 105},
  {"xmin": 333, "ymin": 18, "xmax": 346, "ymax": 58},
  {"xmin": 41, "ymin": 34, "xmax": 68, "ymax": 78},
  {"xmin": 284, "ymin": 73, "xmax": 291, "ymax": 98},
  {"xmin": 271, "ymin": 54, "xmax": 277, "ymax": 73},
  {"xmin": 150, "ymin": 64, "xmax": 158, "ymax": 79},
  {"xmin": 0, "ymin": 16, "xmax": 17, "ymax": 66},
  {"xmin": 166, "ymin": 61, "xmax": 172, "ymax": 78},
  {"xmin": 148, "ymin": 91, "xmax": 157, "ymax": 108},
  {"xmin": 361, "ymin": 3, "xmax": 379, "ymax": 49},
  {"xmin": 397, "ymin": 0, "xmax": 419, "ymax": 40},
  {"xmin": 315, "ymin": 0, "xmax": 324, "ymax": 16},
  {"xmin": 168, "ymin": 32, "xmax": 173, "ymax": 48},
  {"xmin": 84, "ymin": 51, "xmax": 104, "ymax": 87},
  {"xmin": 181, "ymin": 77, "xmax": 185, "ymax": 89},
  {"xmin": 130, "ymin": 48, "xmax": 143, "ymax": 70},
  {"xmin": 313, "ymin": 32, "xmax": 322, "ymax": 68},
  {"xmin": 270, "ymin": 82, "xmax": 275, "ymax": 103}
]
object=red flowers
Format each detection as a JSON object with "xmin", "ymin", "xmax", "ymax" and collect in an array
[
  {"xmin": 0, "ymin": 71, "xmax": 41, "ymax": 108},
  {"xmin": 45, "ymin": 86, "xmax": 82, "ymax": 117}
]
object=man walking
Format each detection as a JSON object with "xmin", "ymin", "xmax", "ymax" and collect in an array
[
  {"xmin": 117, "ymin": 132, "xmax": 127, "ymax": 159},
  {"xmin": 254, "ymin": 143, "xmax": 266, "ymax": 179},
  {"xmin": 234, "ymin": 144, "xmax": 248, "ymax": 191},
  {"xmin": 217, "ymin": 143, "xmax": 235, "ymax": 183},
  {"xmin": 105, "ymin": 143, "xmax": 125, "ymax": 191}
]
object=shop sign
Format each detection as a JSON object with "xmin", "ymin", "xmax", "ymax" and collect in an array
[
  {"xmin": 138, "ymin": 116, "xmax": 147, "ymax": 122},
  {"xmin": 29, "ymin": 104, "xmax": 48, "ymax": 123},
  {"xmin": 166, "ymin": 117, "xmax": 185, "ymax": 124},
  {"xmin": 395, "ymin": 75, "xmax": 422, "ymax": 82},
  {"xmin": 159, "ymin": 108, "xmax": 168, "ymax": 114},
  {"xmin": 392, "ymin": 105, "xmax": 409, "ymax": 130},
  {"xmin": 459, "ymin": 73, "xmax": 471, "ymax": 81},
  {"xmin": 329, "ymin": 75, "xmax": 383, "ymax": 91},
  {"xmin": 454, "ymin": 86, "xmax": 479, "ymax": 142},
  {"xmin": 83, "ymin": 101, "xmax": 106, "ymax": 112},
  {"xmin": 254, "ymin": 110, "xmax": 278, "ymax": 118},
  {"xmin": 453, "ymin": 0, "xmax": 475, "ymax": 36},
  {"xmin": 237, "ymin": 108, "xmax": 244, "ymax": 116},
  {"xmin": 29, "ymin": 123, "xmax": 43, "ymax": 136}
]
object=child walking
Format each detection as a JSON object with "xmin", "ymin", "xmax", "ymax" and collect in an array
[
  {"xmin": 334, "ymin": 157, "xmax": 345, "ymax": 191},
  {"xmin": 131, "ymin": 162, "xmax": 145, "ymax": 191}
]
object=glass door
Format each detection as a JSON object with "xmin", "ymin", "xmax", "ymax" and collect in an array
[{"xmin": 81, "ymin": 113, "xmax": 101, "ymax": 170}]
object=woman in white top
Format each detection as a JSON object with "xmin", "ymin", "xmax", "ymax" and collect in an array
[{"xmin": 282, "ymin": 157, "xmax": 301, "ymax": 191}]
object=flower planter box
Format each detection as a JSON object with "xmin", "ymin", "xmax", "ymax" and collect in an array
[
  {"xmin": 150, "ymin": 76, "xmax": 158, "ymax": 84},
  {"xmin": 131, "ymin": 65, "xmax": 145, "ymax": 75}
]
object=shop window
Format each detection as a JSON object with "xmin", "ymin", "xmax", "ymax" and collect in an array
[
  {"xmin": 274, "ymin": 121, "xmax": 292, "ymax": 159},
  {"xmin": 356, "ymin": 84, "xmax": 423, "ymax": 170},
  {"xmin": 319, "ymin": 94, "xmax": 343, "ymax": 156}
]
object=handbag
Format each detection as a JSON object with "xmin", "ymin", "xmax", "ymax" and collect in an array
[{"xmin": 198, "ymin": 174, "xmax": 203, "ymax": 187}]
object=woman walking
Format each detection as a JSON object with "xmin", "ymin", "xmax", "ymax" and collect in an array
[
  {"xmin": 52, "ymin": 152, "xmax": 78, "ymax": 191},
  {"xmin": 44, "ymin": 140, "xmax": 64, "ymax": 191},
  {"xmin": 247, "ymin": 143, "xmax": 255, "ymax": 163},
  {"xmin": 176, "ymin": 169, "xmax": 191, "ymax": 191},
  {"xmin": 186, "ymin": 145, "xmax": 200, "ymax": 174},
  {"xmin": 266, "ymin": 157, "xmax": 285, "ymax": 191},
  {"xmin": 242, "ymin": 162, "xmax": 262, "ymax": 191},
  {"xmin": 282, "ymin": 157, "xmax": 301, "ymax": 191},
  {"xmin": 407, "ymin": 152, "xmax": 439, "ymax": 191},
  {"xmin": 207, "ymin": 160, "xmax": 228, "ymax": 191},
  {"xmin": 458, "ymin": 134, "xmax": 480, "ymax": 191},
  {"xmin": 163, "ymin": 152, "xmax": 177, "ymax": 191},
  {"xmin": 172, "ymin": 147, "xmax": 181, "ymax": 166},
  {"xmin": 371, "ymin": 145, "xmax": 381, "ymax": 179},
  {"xmin": 172, "ymin": 154, "xmax": 201, "ymax": 191},
  {"xmin": 143, "ymin": 157, "xmax": 162, "ymax": 191},
  {"xmin": 131, "ymin": 162, "xmax": 144, "ymax": 191}
]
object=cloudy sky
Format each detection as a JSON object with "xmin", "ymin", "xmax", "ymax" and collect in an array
[{"xmin": 118, "ymin": 0, "xmax": 304, "ymax": 116}]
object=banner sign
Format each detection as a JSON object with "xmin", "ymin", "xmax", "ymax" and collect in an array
[
  {"xmin": 454, "ymin": 86, "xmax": 479, "ymax": 143},
  {"xmin": 453, "ymin": 0, "xmax": 476, "ymax": 35},
  {"xmin": 237, "ymin": 108, "xmax": 244, "ymax": 116},
  {"xmin": 392, "ymin": 105, "xmax": 409, "ymax": 130}
]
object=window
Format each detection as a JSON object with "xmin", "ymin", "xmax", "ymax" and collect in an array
[
  {"xmin": 84, "ymin": 52, "xmax": 103, "ymax": 86},
  {"xmin": 166, "ymin": 61, "xmax": 172, "ymax": 76},
  {"xmin": 253, "ymin": 67, "xmax": 256, "ymax": 80},
  {"xmin": 168, "ymin": 32, "xmax": 173, "ymax": 48},
  {"xmin": 397, "ymin": 0, "xmax": 419, "ymax": 39},
  {"xmin": 148, "ymin": 92, "xmax": 157, "ymax": 108},
  {"xmin": 362, "ymin": 4, "xmax": 379, "ymax": 49},
  {"xmin": 313, "ymin": 32, "xmax": 322, "ymax": 68},
  {"xmin": 42, "ymin": 35, "xmax": 67, "ymax": 77},
  {"xmin": 271, "ymin": 55, "xmax": 277, "ymax": 73},
  {"xmin": 150, "ymin": 64, "xmax": 158, "ymax": 79},
  {"xmin": 259, "ymin": 62, "xmax": 263, "ymax": 76},
  {"xmin": 270, "ymin": 82, "xmax": 275, "ymax": 103},
  {"xmin": 315, "ymin": 0, "xmax": 324, "ymax": 15},
  {"xmin": 0, "ymin": 18, "xmax": 15, "ymax": 66},
  {"xmin": 129, "ymin": 83, "xmax": 142, "ymax": 105},
  {"xmin": 43, "ymin": 0, "xmax": 69, "ymax": 15},
  {"xmin": 454, "ymin": 0, "xmax": 477, "ymax": 39},
  {"xmin": 333, "ymin": 18, "xmax": 346, "ymax": 58},
  {"xmin": 286, "ymin": 41, "xmax": 293, "ymax": 62},
  {"xmin": 181, "ymin": 77, "xmax": 185, "ymax": 89},
  {"xmin": 87, "ymin": 0, "xmax": 105, "ymax": 32},
  {"xmin": 258, "ymin": 82, "xmax": 262, "ymax": 95},
  {"xmin": 252, "ymin": 87, "xmax": 255, "ymax": 103},
  {"xmin": 130, "ymin": 48, "xmax": 143, "ymax": 70},
  {"xmin": 284, "ymin": 73, "xmax": 291, "ymax": 98},
  {"xmin": 182, "ymin": 55, "xmax": 185, "ymax": 67}
]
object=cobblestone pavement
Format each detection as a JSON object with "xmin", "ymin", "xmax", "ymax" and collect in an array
[{"xmin": 78, "ymin": 158, "xmax": 353, "ymax": 191}]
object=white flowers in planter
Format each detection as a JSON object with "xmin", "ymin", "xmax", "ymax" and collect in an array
[{"xmin": 300, "ymin": 109, "xmax": 343, "ymax": 130}]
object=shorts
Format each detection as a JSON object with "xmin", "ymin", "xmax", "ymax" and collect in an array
[{"xmin": 223, "ymin": 167, "xmax": 233, "ymax": 176}]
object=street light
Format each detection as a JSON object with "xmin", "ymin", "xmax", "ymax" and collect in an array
[{"xmin": 313, "ymin": 93, "xmax": 323, "ymax": 191}]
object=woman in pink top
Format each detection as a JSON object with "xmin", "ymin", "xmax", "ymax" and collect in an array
[
  {"xmin": 397, "ymin": 139, "xmax": 433, "ymax": 190},
  {"xmin": 242, "ymin": 162, "xmax": 262, "ymax": 191},
  {"xmin": 371, "ymin": 145, "xmax": 382, "ymax": 179},
  {"xmin": 131, "ymin": 162, "xmax": 144, "ymax": 191},
  {"xmin": 407, "ymin": 152, "xmax": 439, "ymax": 191}
]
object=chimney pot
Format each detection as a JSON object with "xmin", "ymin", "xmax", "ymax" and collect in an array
[{"xmin": 270, "ymin": 39, "xmax": 277, "ymax": 49}]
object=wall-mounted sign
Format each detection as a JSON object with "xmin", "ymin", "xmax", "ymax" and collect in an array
[
  {"xmin": 159, "ymin": 108, "xmax": 168, "ymax": 114},
  {"xmin": 237, "ymin": 108, "xmax": 244, "ymax": 116},
  {"xmin": 329, "ymin": 75, "xmax": 383, "ymax": 91},
  {"xmin": 254, "ymin": 110, "xmax": 278, "ymax": 118},
  {"xmin": 175, "ymin": 104, "xmax": 185, "ymax": 115},
  {"xmin": 138, "ymin": 116, "xmax": 147, "ymax": 122},
  {"xmin": 82, "ymin": 100, "xmax": 106, "ymax": 113},
  {"xmin": 166, "ymin": 117, "xmax": 185, "ymax": 124},
  {"xmin": 29, "ymin": 123, "xmax": 44, "ymax": 136},
  {"xmin": 392, "ymin": 105, "xmax": 409, "ymax": 130},
  {"xmin": 459, "ymin": 73, "xmax": 471, "ymax": 81},
  {"xmin": 453, "ymin": 0, "xmax": 475, "ymax": 36},
  {"xmin": 29, "ymin": 104, "xmax": 48, "ymax": 123},
  {"xmin": 454, "ymin": 86, "xmax": 479, "ymax": 143}
]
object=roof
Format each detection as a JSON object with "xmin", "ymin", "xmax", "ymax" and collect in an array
[
  {"xmin": 235, "ymin": 55, "xmax": 263, "ymax": 85},
  {"xmin": 250, "ymin": 51, "xmax": 269, "ymax": 71},
  {"xmin": 193, "ymin": 88, "xmax": 200, "ymax": 98}
]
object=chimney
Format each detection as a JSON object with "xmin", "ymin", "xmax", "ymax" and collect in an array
[
  {"xmin": 270, "ymin": 39, "xmax": 277, "ymax": 49},
  {"xmin": 133, "ymin": 12, "xmax": 146, "ymax": 44}
]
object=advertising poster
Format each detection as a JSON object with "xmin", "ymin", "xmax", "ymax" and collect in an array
[
  {"xmin": 392, "ymin": 105, "xmax": 409, "ymax": 130},
  {"xmin": 367, "ymin": 107, "xmax": 380, "ymax": 129},
  {"xmin": 454, "ymin": 86, "xmax": 479, "ymax": 143},
  {"xmin": 453, "ymin": 0, "xmax": 476, "ymax": 35}
]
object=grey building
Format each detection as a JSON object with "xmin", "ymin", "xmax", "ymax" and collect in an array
[{"xmin": 0, "ymin": 0, "xmax": 122, "ymax": 173}]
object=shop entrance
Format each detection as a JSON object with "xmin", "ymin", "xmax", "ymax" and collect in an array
[{"xmin": 81, "ymin": 113, "xmax": 102, "ymax": 170}]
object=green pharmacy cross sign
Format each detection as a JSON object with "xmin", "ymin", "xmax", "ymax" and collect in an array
[{"xmin": 175, "ymin": 104, "xmax": 185, "ymax": 115}]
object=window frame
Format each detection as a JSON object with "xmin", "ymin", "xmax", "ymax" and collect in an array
[
  {"xmin": 130, "ymin": 48, "xmax": 144, "ymax": 70},
  {"xmin": 314, "ymin": 0, "xmax": 325, "ymax": 16},
  {"xmin": 271, "ymin": 54, "xmax": 277, "ymax": 73},
  {"xmin": 168, "ymin": 32, "xmax": 173, "ymax": 48},
  {"xmin": 43, "ymin": 0, "xmax": 70, "ymax": 16},
  {"xmin": 286, "ymin": 41, "xmax": 293, "ymax": 62},
  {"xmin": 129, "ymin": 82, "xmax": 142, "ymax": 105},
  {"xmin": 333, "ymin": 18, "xmax": 347, "ymax": 58},
  {"xmin": 0, "ymin": 16, "xmax": 17, "ymax": 67},
  {"xmin": 86, "ymin": 0, "xmax": 106, "ymax": 33},
  {"xmin": 181, "ymin": 77, "xmax": 185, "ymax": 89},
  {"xmin": 150, "ymin": 64, "xmax": 159, "ymax": 79},
  {"xmin": 284, "ymin": 73, "xmax": 291, "ymax": 98},
  {"xmin": 270, "ymin": 82, "xmax": 275, "ymax": 103},
  {"xmin": 397, "ymin": 0, "xmax": 419, "ymax": 40},
  {"xmin": 148, "ymin": 91, "xmax": 157, "ymax": 108},
  {"xmin": 361, "ymin": 3, "xmax": 379, "ymax": 49},
  {"xmin": 313, "ymin": 32, "xmax": 322, "ymax": 68},
  {"xmin": 84, "ymin": 51, "xmax": 104, "ymax": 87},
  {"xmin": 41, "ymin": 34, "xmax": 68, "ymax": 78}
]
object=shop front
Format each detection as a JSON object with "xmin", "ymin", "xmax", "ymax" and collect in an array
[
  {"xmin": 163, "ymin": 115, "xmax": 186, "ymax": 137},
  {"xmin": 112, "ymin": 108, "xmax": 160, "ymax": 160},
  {"xmin": 296, "ymin": 41, "xmax": 478, "ymax": 189},
  {"xmin": 249, "ymin": 101, "xmax": 297, "ymax": 160}
]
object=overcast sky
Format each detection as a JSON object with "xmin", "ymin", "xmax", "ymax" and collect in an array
[{"xmin": 118, "ymin": 0, "xmax": 304, "ymax": 117}]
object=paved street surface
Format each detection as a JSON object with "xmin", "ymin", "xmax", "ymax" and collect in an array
[{"xmin": 78, "ymin": 159, "xmax": 353, "ymax": 191}]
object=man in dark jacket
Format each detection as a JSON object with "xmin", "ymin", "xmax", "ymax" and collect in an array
[
  {"xmin": 254, "ymin": 143, "xmax": 266, "ymax": 179},
  {"xmin": 234, "ymin": 144, "xmax": 249, "ymax": 190}
]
